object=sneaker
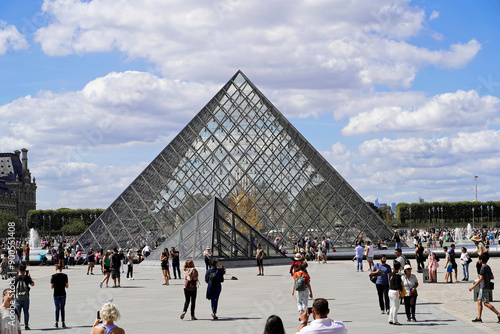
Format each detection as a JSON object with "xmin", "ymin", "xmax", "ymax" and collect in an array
[
  {"xmin": 497, "ymin": 316, "xmax": 500, "ymax": 323},
  {"xmin": 393, "ymin": 322, "xmax": 402, "ymax": 326},
  {"xmin": 407, "ymin": 318, "xmax": 411, "ymax": 322},
  {"xmin": 100, "ymin": 282, "xmax": 103, "ymax": 288},
  {"xmin": 91, "ymin": 273, "xmax": 94, "ymax": 275},
  {"xmin": 25, "ymin": 326, "xmax": 30, "ymax": 330},
  {"xmin": 412, "ymin": 317, "xmax": 417, "ymax": 322},
  {"xmin": 472, "ymin": 318, "xmax": 482, "ymax": 323},
  {"xmin": 388, "ymin": 321, "xmax": 393, "ymax": 325},
  {"xmin": 62, "ymin": 322, "xmax": 67, "ymax": 328},
  {"xmin": 131, "ymin": 278, "xmax": 134, "ymax": 280},
  {"xmin": 55, "ymin": 323, "xmax": 58, "ymax": 328},
  {"xmin": 381, "ymin": 310, "xmax": 385, "ymax": 314},
  {"xmin": 87, "ymin": 272, "xmax": 89, "ymax": 275},
  {"xmin": 117, "ymin": 285, "xmax": 121, "ymax": 287}
]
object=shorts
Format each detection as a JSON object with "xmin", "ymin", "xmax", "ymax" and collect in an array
[
  {"xmin": 104, "ymin": 266, "xmax": 111, "ymax": 273},
  {"xmin": 111, "ymin": 268, "xmax": 121, "ymax": 280},
  {"xmin": 367, "ymin": 256, "xmax": 373, "ymax": 262},
  {"xmin": 161, "ymin": 263, "xmax": 169, "ymax": 270},
  {"xmin": 478, "ymin": 288, "xmax": 492, "ymax": 302},
  {"xmin": 256, "ymin": 259, "xmax": 263, "ymax": 267},
  {"xmin": 446, "ymin": 265, "xmax": 452, "ymax": 273},
  {"xmin": 88, "ymin": 262, "xmax": 95, "ymax": 268},
  {"xmin": 451, "ymin": 262, "xmax": 457, "ymax": 270}
]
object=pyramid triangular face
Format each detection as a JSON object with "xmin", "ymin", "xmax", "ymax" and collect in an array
[
  {"xmin": 77, "ymin": 70, "xmax": 394, "ymax": 252},
  {"xmin": 141, "ymin": 197, "xmax": 286, "ymax": 265}
]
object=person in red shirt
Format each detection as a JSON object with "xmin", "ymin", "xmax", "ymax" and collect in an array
[
  {"xmin": 292, "ymin": 264, "xmax": 313, "ymax": 315},
  {"xmin": 290, "ymin": 253, "xmax": 308, "ymax": 276}
]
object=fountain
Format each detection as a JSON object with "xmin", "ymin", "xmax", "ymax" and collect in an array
[
  {"xmin": 454, "ymin": 227, "xmax": 461, "ymax": 242},
  {"xmin": 29, "ymin": 228, "xmax": 41, "ymax": 249},
  {"xmin": 466, "ymin": 223, "xmax": 472, "ymax": 240}
]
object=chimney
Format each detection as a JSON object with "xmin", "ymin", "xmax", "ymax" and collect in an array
[
  {"xmin": 14, "ymin": 150, "xmax": 21, "ymax": 157},
  {"xmin": 21, "ymin": 148, "xmax": 28, "ymax": 172}
]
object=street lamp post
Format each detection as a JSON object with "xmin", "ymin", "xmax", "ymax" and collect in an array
[
  {"xmin": 428, "ymin": 208, "xmax": 431, "ymax": 226},
  {"xmin": 409, "ymin": 207, "xmax": 412, "ymax": 233},
  {"xmin": 480, "ymin": 205, "xmax": 483, "ymax": 227},
  {"xmin": 492, "ymin": 206, "xmax": 495, "ymax": 229},
  {"xmin": 42, "ymin": 215, "xmax": 45, "ymax": 234},
  {"xmin": 48, "ymin": 215, "xmax": 52, "ymax": 237},
  {"xmin": 432, "ymin": 207, "xmax": 435, "ymax": 229},
  {"xmin": 472, "ymin": 207, "xmax": 475, "ymax": 230}
]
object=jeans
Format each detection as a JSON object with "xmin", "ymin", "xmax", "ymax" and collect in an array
[
  {"xmin": 356, "ymin": 258, "xmax": 363, "ymax": 271},
  {"xmin": 296, "ymin": 288, "xmax": 309, "ymax": 313},
  {"xmin": 172, "ymin": 262, "xmax": 181, "ymax": 278},
  {"xmin": 388, "ymin": 290, "xmax": 400, "ymax": 323},
  {"xmin": 395, "ymin": 242, "xmax": 402, "ymax": 249},
  {"xmin": 183, "ymin": 288, "xmax": 197, "ymax": 317},
  {"xmin": 54, "ymin": 295, "xmax": 66, "ymax": 322},
  {"xmin": 376, "ymin": 284, "xmax": 390, "ymax": 311},
  {"xmin": 15, "ymin": 298, "xmax": 30, "ymax": 326},
  {"xmin": 463, "ymin": 263, "xmax": 469, "ymax": 279}
]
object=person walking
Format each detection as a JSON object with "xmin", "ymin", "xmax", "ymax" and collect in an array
[
  {"xmin": 205, "ymin": 258, "xmax": 225, "ymax": 320},
  {"xmin": 426, "ymin": 250, "xmax": 439, "ymax": 283},
  {"xmin": 392, "ymin": 231, "xmax": 401, "ymax": 249},
  {"xmin": 161, "ymin": 249, "xmax": 170, "ymax": 286},
  {"xmin": 1, "ymin": 288, "xmax": 22, "ymax": 334},
  {"xmin": 24, "ymin": 245, "xmax": 30, "ymax": 266},
  {"xmin": 110, "ymin": 248, "xmax": 121, "ymax": 288},
  {"xmin": 118, "ymin": 249, "xmax": 125, "ymax": 273},
  {"xmin": 292, "ymin": 264, "xmax": 313, "ymax": 315},
  {"xmin": 388, "ymin": 262, "xmax": 403, "ymax": 325},
  {"xmin": 401, "ymin": 264, "xmax": 419, "ymax": 322},
  {"xmin": 203, "ymin": 246, "xmax": 212, "ymax": 271},
  {"xmin": 14, "ymin": 263, "xmax": 34, "ymax": 330},
  {"xmin": 256, "ymin": 244, "xmax": 265, "ymax": 276},
  {"xmin": 370, "ymin": 254, "xmax": 391, "ymax": 315},
  {"xmin": 353, "ymin": 244, "xmax": 363, "ymax": 272},
  {"xmin": 414, "ymin": 242, "xmax": 425, "ymax": 273},
  {"xmin": 443, "ymin": 246, "xmax": 453, "ymax": 284},
  {"xmin": 100, "ymin": 252, "xmax": 111, "ymax": 288},
  {"xmin": 290, "ymin": 253, "xmax": 308, "ymax": 276},
  {"xmin": 126, "ymin": 250, "xmax": 134, "ymax": 280},
  {"xmin": 471, "ymin": 236, "xmax": 488, "ymax": 276},
  {"xmin": 460, "ymin": 247, "xmax": 471, "ymax": 281},
  {"xmin": 365, "ymin": 241, "xmax": 374, "ymax": 271},
  {"xmin": 449, "ymin": 244, "xmax": 458, "ymax": 283},
  {"xmin": 87, "ymin": 247, "xmax": 95, "ymax": 275},
  {"xmin": 50, "ymin": 264, "xmax": 68, "ymax": 328},
  {"xmin": 171, "ymin": 247, "xmax": 181, "ymax": 279},
  {"xmin": 468, "ymin": 254, "xmax": 500, "ymax": 323},
  {"xmin": 180, "ymin": 260, "xmax": 198, "ymax": 321},
  {"xmin": 91, "ymin": 302, "xmax": 125, "ymax": 334}
]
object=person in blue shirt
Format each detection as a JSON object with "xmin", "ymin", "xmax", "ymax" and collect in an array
[
  {"xmin": 205, "ymin": 258, "xmax": 225, "ymax": 320},
  {"xmin": 371, "ymin": 254, "xmax": 392, "ymax": 315}
]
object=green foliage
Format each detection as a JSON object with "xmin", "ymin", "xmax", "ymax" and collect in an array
[
  {"xmin": 26, "ymin": 208, "xmax": 105, "ymax": 233},
  {"xmin": 61, "ymin": 219, "xmax": 87, "ymax": 235},
  {"xmin": 396, "ymin": 201, "xmax": 499, "ymax": 226},
  {"xmin": 367, "ymin": 202, "xmax": 385, "ymax": 220},
  {"xmin": 0, "ymin": 210, "xmax": 22, "ymax": 237}
]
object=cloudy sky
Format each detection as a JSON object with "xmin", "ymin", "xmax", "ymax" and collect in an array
[{"xmin": 1, "ymin": 0, "xmax": 499, "ymax": 210}]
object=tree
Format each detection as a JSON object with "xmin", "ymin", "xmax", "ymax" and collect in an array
[{"xmin": 0, "ymin": 210, "xmax": 22, "ymax": 237}]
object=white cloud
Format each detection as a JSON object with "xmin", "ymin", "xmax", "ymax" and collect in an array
[
  {"xmin": 342, "ymin": 90, "xmax": 500, "ymax": 135},
  {"xmin": 33, "ymin": 0, "xmax": 479, "ymax": 90},
  {"xmin": 429, "ymin": 11, "xmax": 439, "ymax": 20},
  {"xmin": 0, "ymin": 21, "xmax": 28, "ymax": 54},
  {"xmin": 0, "ymin": 71, "xmax": 217, "ymax": 153}
]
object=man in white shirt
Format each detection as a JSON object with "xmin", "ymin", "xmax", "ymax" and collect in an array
[{"xmin": 297, "ymin": 298, "xmax": 347, "ymax": 333}]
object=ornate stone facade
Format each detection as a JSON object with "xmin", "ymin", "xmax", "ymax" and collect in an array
[{"xmin": 0, "ymin": 149, "xmax": 37, "ymax": 219}]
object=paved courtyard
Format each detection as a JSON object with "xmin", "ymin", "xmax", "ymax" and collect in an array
[{"xmin": 1, "ymin": 256, "xmax": 499, "ymax": 334}]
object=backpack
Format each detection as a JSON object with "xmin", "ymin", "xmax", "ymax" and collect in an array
[
  {"xmin": 208, "ymin": 269, "xmax": 218, "ymax": 288},
  {"xmin": 294, "ymin": 272, "xmax": 307, "ymax": 291},
  {"xmin": 16, "ymin": 276, "xmax": 29, "ymax": 301}
]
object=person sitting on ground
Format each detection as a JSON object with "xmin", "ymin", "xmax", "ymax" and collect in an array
[
  {"xmin": 91, "ymin": 302, "xmax": 125, "ymax": 334},
  {"xmin": 297, "ymin": 298, "xmax": 347, "ymax": 333}
]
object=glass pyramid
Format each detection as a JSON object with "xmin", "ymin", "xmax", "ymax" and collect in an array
[
  {"xmin": 141, "ymin": 196, "xmax": 286, "ymax": 265},
  {"xmin": 77, "ymin": 70, "xmax": 394, "ymax": 253}
]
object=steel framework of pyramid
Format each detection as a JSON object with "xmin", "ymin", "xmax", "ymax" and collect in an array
[
  {"xmin": 141, "ymin": 197, "xmax": 287, "ymax": 265},
  {"xmin": 77, "ymin": 70, "xmax": 395, "ymax": 253}
]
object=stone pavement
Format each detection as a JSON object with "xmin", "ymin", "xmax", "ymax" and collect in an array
[{"xmin": 1, "ymin": 257, "xmax": 499, "ymax": 334}]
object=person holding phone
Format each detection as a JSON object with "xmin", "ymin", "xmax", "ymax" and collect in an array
[
  {"xmin": 297, "ymin": 298, "xmax": 347, "ymax": 333},
  {"xmin": 91, "ymin": 302, "xmax": 125, "ymax": 334}
]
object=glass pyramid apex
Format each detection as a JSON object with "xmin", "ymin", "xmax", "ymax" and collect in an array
[{"xmin": 77, "ymin": 71, "xmax": 395, "ymax": 254}]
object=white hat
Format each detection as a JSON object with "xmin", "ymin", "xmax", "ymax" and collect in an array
[
  {"xmin": 206, "ymin": 246, "xmax": 211, "ymax": 250},
  {"xmin": 294, "ymin": 253, "xmax": 302, "ymax": 260},
  {"xmin": 404, "ymin": 264, "xmax": 412, "ymax": 270}
]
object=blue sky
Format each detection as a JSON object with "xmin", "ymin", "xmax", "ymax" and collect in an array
[{"xmin": 1, "ymin": 0, "xmax": 499, "ymax": 210}]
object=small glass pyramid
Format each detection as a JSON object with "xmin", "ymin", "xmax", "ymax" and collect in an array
[{"xmin": 141, "ymin": 197, "xmax": 286, "ymax": 265}]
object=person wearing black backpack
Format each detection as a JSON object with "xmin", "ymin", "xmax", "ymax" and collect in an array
[
  {"xmin": 205, "ymin": 258, "xmax": 225, "ymax": 320},
  {"xmin": 14, "ymin": 263, "xmax": 34, "ymax": 330}
]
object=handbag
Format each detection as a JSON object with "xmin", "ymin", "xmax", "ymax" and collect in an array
[{"xmin": 410, "ymin": 288, "xmax": 418, "ymax": 297}]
